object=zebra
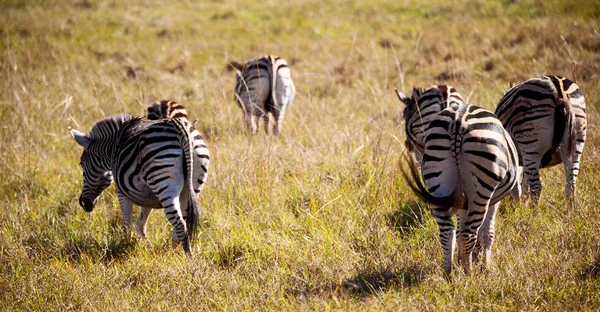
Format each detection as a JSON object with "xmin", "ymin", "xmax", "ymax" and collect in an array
[
  {"xmin": 494, "ymin": 76, "xmax": 587, "ymax": 206},
  {"xmin": 145, "ymin": 100, "xmax": 210, "ymax": 198},
  {"xmin": 233, "ymin": 55, "xmax": 296, "ymax": 135},
  {"xmin": 395, "ymin": 85, "xmax": 464, "ymax": 163},
  {"xmin": 401, "ymin": 103, "xmax": 520, "ymax": 276},
  {"xmin": 69, "ymin": 114, "xmax": 207, "ymax": 257}
]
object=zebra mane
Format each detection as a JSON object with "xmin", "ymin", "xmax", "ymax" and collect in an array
[{"xmin": 88, "ymin": 114, "xmax": 132, "ymax": 141}]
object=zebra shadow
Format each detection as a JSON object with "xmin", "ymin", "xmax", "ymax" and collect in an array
[
  {"xmin": 338, "ymin": 265, "xmax": 425, "ymax": 296},
  {"xmin": 579, "ymin": 253, "xmax": 600, "ymax": 280},
  {"xmin": 290, "ymin": 265, "xmax": 426, "ymax": 300},
  {"xmin": 61, "ymin": 234, "xmax": 137, "ymax": 263},
  {"xmin": 385, "ymin": 200, "xmax": 429, "ymax": 236}
]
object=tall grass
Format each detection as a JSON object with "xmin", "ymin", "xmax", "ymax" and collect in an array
[{"xmin": 1, "ymin": 0, "xmax": 600, "ymax": 309}]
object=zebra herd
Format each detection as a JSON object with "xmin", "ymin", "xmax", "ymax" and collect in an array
[{"xmin": 69, "ymin": 54, "xmax": 587, "ymax": 277}]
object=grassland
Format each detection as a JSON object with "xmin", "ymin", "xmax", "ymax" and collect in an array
[{"xmin": 1, "ymin": 0, "xmax": 600, "ymax": 310}]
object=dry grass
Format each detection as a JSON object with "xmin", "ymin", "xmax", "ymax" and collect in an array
[{"xmin": 1, "ymin": 0, "xmax": 600, "ymax": 310}]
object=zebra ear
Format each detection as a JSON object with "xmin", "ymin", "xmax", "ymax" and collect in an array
[
  {"xmin": 394, "ymin": 89, "xmax": 409, "ymax": 104},
  {"xmin": 69, "ymin": 127, "xmax": 90, "ymax": 149}
]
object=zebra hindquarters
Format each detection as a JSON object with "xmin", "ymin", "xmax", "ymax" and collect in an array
[
  {"xmin": 422, "ymin": 124, "xmax": 460, "ymax": 276},
  {"xmin": 236, "ymin": 68, "xmax": 271, "ymax": 135}
]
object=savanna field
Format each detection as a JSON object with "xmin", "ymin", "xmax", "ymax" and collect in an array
[{"xmin": 2, "ymin": 0, "xmax": 600, "ymax": 310}]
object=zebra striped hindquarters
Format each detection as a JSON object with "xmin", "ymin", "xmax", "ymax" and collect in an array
[
  {"xmin": 402, "ymin": 104, "xmax": 520, "ymax": 276},
  {"xmin": 145, "ymin": 100, "xmax": 210, "ymax": 197},
  {"xmin": 69, "ymin": 114, "xmax": 205, "ymax": 258},
  {"xmin": 396, "ymin": 85, "xmax": 464, "ymax": 164},
  {"xmin": 234, "ymin": 55, "xmax": 296, "ymax": 135},
  {"xmin": 494, "ymin": 76, "xmax": 587, "ymax": 206}
]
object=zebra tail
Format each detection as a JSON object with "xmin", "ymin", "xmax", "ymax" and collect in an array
[
  {"xmin": 400, "ymin": 154, "xmax": 457, "ymax": 207},
  {"xmin": 186, "ymin": 186, "xmax": 200, "ymax": 242},
  {"xmin": 172, "ymin": 118, "xmax": 200, "ymax": 242},
  {"xmin": 553, "ymin": 97, "xmax": 576, "ymax": 157}
]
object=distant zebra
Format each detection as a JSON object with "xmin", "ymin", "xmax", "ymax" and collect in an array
[
  {"xmin": 145, "ymin": 100, "xmax": 210, "ymax": 198},
  {"xmin": 234, "ymin": 55, "xmax": 296, "ymax": 135},
  {"xmin": 69, "ymin": 114, "xmax": 207, "ymax": 257},
  {"xmin": 495, "ymin": 76, "xmax": 587, "ymax": 205},
  {"xmin": 401, "ymin": 104, "xmax": 520, "ymax": 276},
  {"xmin": 395, "ymin": 85, "xmax": 464, "ymax": 163}
]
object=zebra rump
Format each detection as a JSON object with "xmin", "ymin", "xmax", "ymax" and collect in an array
[
  {"xmin": 494, "ymin": 75, "xmax": 586, "ymax": 204},
  {"xmin": 145, "ymin": 100, "xmax": 210, "ymax": 196},
  {"xmin": 234, "ymin": 55, "xmax": 296, "ymax": 135}
]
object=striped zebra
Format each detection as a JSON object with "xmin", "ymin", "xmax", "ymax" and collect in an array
[
  {"xmin": 495, "ymin": 76, "xmax": 587, "ymax": 205},
  {"xmin": 234, "ymin": 55, "xmax": 296, "ymax": 135},
  {"xmin": 69, "ymin": 114, "xmax": 206, "ymax": 257},
  {"xmin": 401, "ymin": 104, "xmax": 520, "ymax": 276},
  {"xmin": 395, "ymin": 85, "xmax": 464, "ymax": 163},
  {"xmin": 145, "ymin": 100, "xmax": 210, "ymax": 197}
]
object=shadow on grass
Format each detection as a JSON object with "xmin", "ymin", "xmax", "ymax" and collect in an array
[
  {"xmin": 385, "ymin": 200, "xmax": 428, "ymax": 236},
  {"xmin": 339, "ymin": 265, "xmax": 424, "ymax": 296},
  {"xmin": 288, "ymin": 265, "xmax": 426, "ymax": 300},
  {"xmin": 62, "ymin": 234, "xmax": 137, "ymax": 264},
  {"xmin": 580, "ymin": 254, "xmax": 600, "ymax": 279}
]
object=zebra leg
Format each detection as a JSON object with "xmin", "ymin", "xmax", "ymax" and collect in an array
[
  {"xmin": 117, "ymin": 195, "xmax": 134, "ymax": 232},
  {"xmin": 511, "ymin": 166, "xmax": 523, "ymax": 200},
  {"xmin": 263, "ymin": 114, "xmax": 270, "ymax": 135},
  {"xmin": 161, "ymin": 197, "xmax": 190, "ymax": 255},
  {"xmin": 522, "ymin": 159, "xmax": 542, "ymax": 205},
  {"xmin": 272, "ymin": 107, "xmax": 285, "ymax": 136},
  {"xmin": 477, "ymin": 201, "xmax": 499, "ymax": 269},
  {"xmin": 561, "ymin": 140, "xmax": 584, "ymax": 206},
  {"xmin": 458, "ymin": 201, "xmax": 487, "ymax": 274},
  {"xmin": 433, "ymin": 204, "xmax": 455, "ymax": 276},
  {"xmin": 135, "ymin": 207, "xmax": 153, "ymax": 238}
]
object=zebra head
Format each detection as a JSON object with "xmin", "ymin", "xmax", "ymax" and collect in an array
[
  {"xmin": 396, "ymin": 87, "xmax": 426, "ymax": 162},
  {"xmin": 69, "ymin": 115, "xmax": 130, "ymax": 212}
]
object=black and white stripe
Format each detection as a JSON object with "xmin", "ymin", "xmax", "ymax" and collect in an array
[
  {"xmin": 234, "ymin": 55, "xmax": 296, "ymax": 135},
  {"xmin": 495, "ymin": 76, "xmax": 587, "ymax": 205},
  {"xmin": 396, "ymin": 85, "xmax": 464, "ymax": 163},
  {"xmin": 145, "ymin": 100, "xmax": 210, "ymax": 196},
  {"xmin": 401, "ymin": 104, "xmax": 520, "ymax": 276},
  {"xmin": 69, "ymin": 114, "xmax": 204, "ymax": 257}
]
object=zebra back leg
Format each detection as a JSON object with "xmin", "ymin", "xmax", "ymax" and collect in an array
[
  {"xmin": 457, "ymin": 200, "xmax": 489, "ymax": 275},
  {"xmin": 263, "ymin": 114, "xmax": 270, "ymax": 135},
  {"xmin": 135, "ymin": 207, "xmax": 153, "ymax": 238},
  {"xmin": 433, "ymin": 205, "xmax": 456, "ymax": 276},
  {"xmin": 273, "ymin": 70, "xmax": 294, "ymax": 136},
  {"xmin": 117, "ymin": 194, "xmax": 134, "ymax": 232},
  {"xmin": 561, "ymin": 142, "xmax": 584, "ymax": 207},
  {"xmin": 522, "ymin": 158, "xmax": 542, "ymax": 205},
  {"xmin": 147, "ymin": 171, "xmax": 190, "ymax": 256},
  {"xmin": 476, "ymin": 201, "xmax": 499, "ymax": 269}
]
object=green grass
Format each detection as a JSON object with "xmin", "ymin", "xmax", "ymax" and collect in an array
[{"xmin": 2, "ymin": 0, "xmax": 600, "ymax": 310}]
